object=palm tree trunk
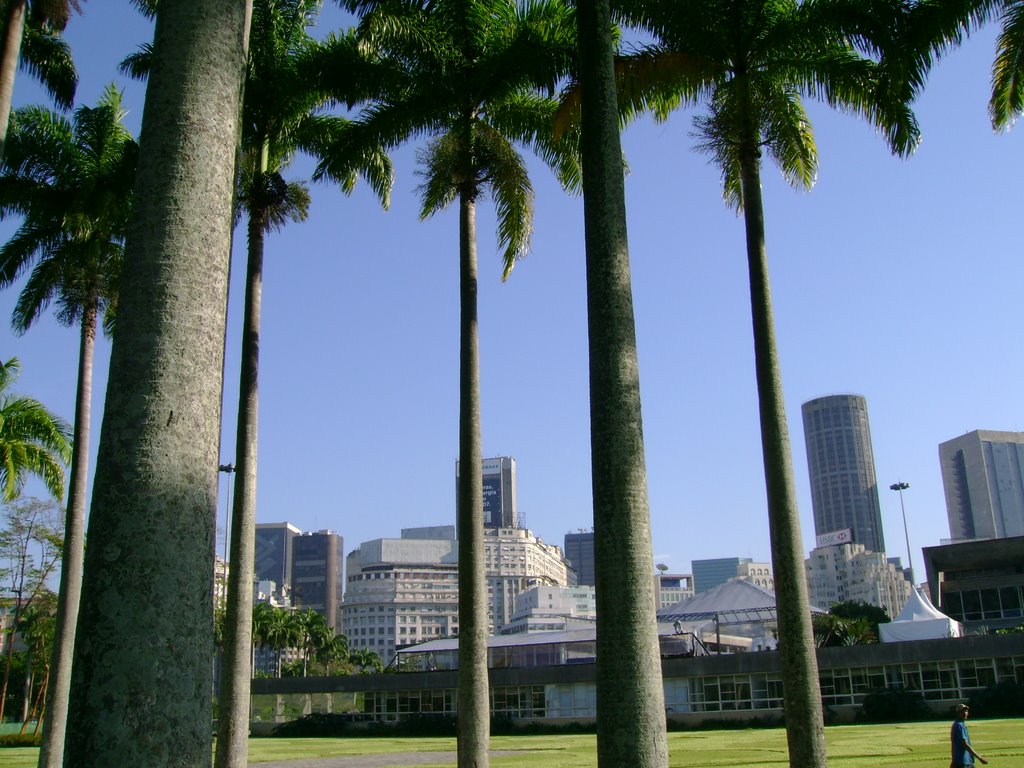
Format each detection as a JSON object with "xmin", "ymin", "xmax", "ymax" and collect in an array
[
  {"xmin": 63, "ymin": 1, "xmax": 251, "ymax": 765},
  {"xmin": 456, "ymin": 187, "xmax": 489, "ymax": 768},
  {"xmin": 214, "ymin": 204, "xmax": 265, "ymax": 768},
  {"xmin": 576, "ymin": 4, "xmax": 667, "ymax": 767},
  {"xmin": 0, "ymin": 0, "xmax": 26, "ymax": 163},
  {"xmin": 38, "ymin": 306, "xmax": 97, "ymax": 768},
  {"xmin": 737, "ymin": 133, "xmax": 827, "ymax": 768}
]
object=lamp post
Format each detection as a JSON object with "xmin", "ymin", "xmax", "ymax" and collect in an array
[
  {"xmin": 889, "ymin": 481, "xmax": 913, "ymax": 585},
  {"xmin": 218, "ymin": 463, "xmax": 235, "ymax": 568}
]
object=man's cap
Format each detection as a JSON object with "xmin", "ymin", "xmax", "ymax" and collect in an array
[{"xmin": 956, "ymin": 703, "xmax": 969, "ymax": 713}]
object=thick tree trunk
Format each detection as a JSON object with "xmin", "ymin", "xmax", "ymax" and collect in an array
[
  {"xmin": 63, "ymin": 1, "xmax": 251, "ymax": 766},
  {"xmin": 576, "ymin": 4, "xmax": 668, "ymax": 768},
  {"xmin": 214, "ymin": 205, "xmax": 264, "ymax": 768},
  {"xmin": 737, "ymin": 135, "xmax": 827, "ymax": 768},
  {"xmin": 456, "ymin": 189, "xmax": 489, "ymax": 768},
  {"xmin": 0, "ymin": 0, "xmax": 26, "ymax": 163},
  {"xmin": 37, "ymin": 306, "xmax": 96, "ymax": 768}
]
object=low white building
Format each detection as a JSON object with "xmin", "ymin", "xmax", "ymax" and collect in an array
[
  {"xmin": 805, "ymin": 542, "xmax": 911, "ymax": 618},
  {"xmin": 502, "ymin": 584, "xmax": 596, "ymax": 634}
]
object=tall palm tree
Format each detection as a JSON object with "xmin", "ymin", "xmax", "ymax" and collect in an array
[
  {"xmin": 63, "ymin": 0, "xmax": 251, "ymax": 764},
  {"xmin": 316, "ymin": 3, "xmax": 578, "ymax": 763},
  {"xmin": 572, "ymin": 2, "xmax": 668, "ymax": 766},
  {"xmin": 0, "ymin": 0, "xmax": 80, "ymax": 162},
  {"xmin": 0, "ymin": 357, "xmax": 71, "ymax": 501},
  {"xmin": 0, "ymin": 85, "xmax": 135, "ymax": 768},
  {"xmin": 611, "ymin": 2, "xmax": 919, "ymax": 766}
]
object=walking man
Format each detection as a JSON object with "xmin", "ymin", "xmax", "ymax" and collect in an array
[{"xmin": 951, "ymin": 703, "xmax": 988, "ymax": 768}]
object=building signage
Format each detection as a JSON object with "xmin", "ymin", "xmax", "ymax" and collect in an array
[{"xmin": 816, "ymin": 529, "xmax": 852, "ymax": 547}]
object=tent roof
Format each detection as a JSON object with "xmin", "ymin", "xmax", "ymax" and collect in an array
[
  {"xmin": 657, "ymin": 579, "xmax": 825, "ymax": 623},
  {"xmin": 891, "ymin": 586, "xmax": 953, "ymax": 623}
]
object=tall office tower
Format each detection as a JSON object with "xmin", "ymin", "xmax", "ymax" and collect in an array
[
  {"xmin": 691, "ymin": 557, "xmax": 772, "ymax": 594},
  {"xmin": 291, "ymin": 529, "xmax": 345, "ymax": 631},
  {"xmin": 801, "ymin": 394, "xmax": 886, "ymax": 554},
  {"xmin": 254, "ymin": 521, "xmax": 301, "ymax": 589},
  {"xmin": 939, "ymin": 430, "xmax": 1024, "ymax": 540},
  {"xmin": 455, "ymin": 456, "xmax": 519, "ymax": 528},
  {"xmin": 563, "ymin": 530, "xmax": 595, "ymax": 586}
]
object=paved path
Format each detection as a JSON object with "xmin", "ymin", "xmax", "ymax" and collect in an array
[{"xmin": 252, "ymin": 750, "xmax": 527, "ymax": 767}]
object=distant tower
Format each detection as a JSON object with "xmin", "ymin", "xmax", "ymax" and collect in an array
[
  {"xmin": 564, "ymin": 530, "xmax": 595, "ymax": 586},
  {"xmin": 455, "ymin": 456, "xmax": 519, "ymax": 529},
  {"xmin": 254, "ymin": 521, "xmax": 301, "ymax": 589},
  {"xmin": 801, "ymin": 394, "xmax": 886, "ymax": 554},
  {"xmin": 291, "ymin": 530, "xmax": 344, "ymax": 632},
  {"xmin": 939, "ymin": 430, "xmax": 1024, "ymax": 541}
]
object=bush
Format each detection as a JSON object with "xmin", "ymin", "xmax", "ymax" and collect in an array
[
  {"xmin": 0, "ymin": 732, "xmax": 42, "ymax": 748},
  {"xmin": 859, "ymin": 686, "xmax": 932, "ymax": 722},
  {"xmin": 968, "ymin": 681, "xmax": 1024, "ymax": 717}
]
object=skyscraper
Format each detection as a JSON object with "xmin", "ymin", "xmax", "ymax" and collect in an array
[
  {"xmin": 939, "ymin": 430, "xmax": 1024, "ymax": 541},
  {"xmin": 801, "ymin": 394, "xmax": 886, "ymax": 554},
  {"xmin": 563, "ymin": 530, "xmax": 595, "ymax": 586},
  {"xmin": 291, "ymin": 529, "xmax": 344, "ymax": 631},
  {"xmin": 455, "ymin": 456, "xmax": 518, "ymax": 528},
  {"xmin": 254, "ymin": 521, "xmax": 301, "ymax": 589}
]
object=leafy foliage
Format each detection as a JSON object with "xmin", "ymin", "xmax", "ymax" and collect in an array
[{"xmin": 859, "ymin": 686, "xmax": 932, "ymax": 722}]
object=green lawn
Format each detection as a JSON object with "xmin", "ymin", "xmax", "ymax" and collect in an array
[{"xmin": 0, "ymin": 719, "xmax": 1019, "ymax": 767}]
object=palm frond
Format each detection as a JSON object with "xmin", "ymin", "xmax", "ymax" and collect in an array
[
  {"xmin": 991, "ymin": 0, "xmax": 1024, "ymax": 130},
  {"xmin": 19, "ymin": 18, "xmax": 77, "ymax": 109}
]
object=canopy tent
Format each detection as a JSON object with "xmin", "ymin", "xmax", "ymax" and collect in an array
[{"xmin": 879, "ymin": 586, "xmax": 963, "ymax": 643}]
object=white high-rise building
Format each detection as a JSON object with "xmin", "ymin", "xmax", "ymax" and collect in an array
[
  {"xmin": 939, "ymin": 430, "xmax": 1024, "ymax": 541},
  {"xmin": 805, "ymin": 542, "xmax": 911, "ymax": 618},
  {"xmin": 502, "ymin": 584, "xmax": 597, "ymax": 634}
]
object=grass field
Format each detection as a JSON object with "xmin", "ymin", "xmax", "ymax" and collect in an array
[{"xmin": 0, "ymin": 719, "xmax": 1019, "ymax": 767}]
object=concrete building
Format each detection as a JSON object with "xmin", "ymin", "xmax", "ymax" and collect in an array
[
  {"xmin": 692, "ymin": 557, "xmax": 773, "ymax": 594},
  {"xmin": 805, "ymin": 541, "xmax": 911, "ymax": 618},
  {"xmin": 502, "ymin": 584, "xmax": 597, "ymax": 634},
  {"xmin": 291, "ymin": 529, "xmax": 344, "ymax": 631},
  {"xmin": 255, "ymin": 522, "xmax": 301, "ymax": 591},
  {"xmin": 922, "ymin": 535, "xmax": 1024, "ymax": 633},
  {"xmin": 563, "ymin": 530, "xmax": 595, "ymax": 586},
  {"xmin": 456, "ymin": 456, "xmax": 518, "ymax": 529},
  {"xmin": 939, "ymin": 430, "xmax": 1024, "ymax": 541},
  {"xmin": 342, "ymin": 525, "xmax": 573, "ymax": 662},
  {"xmin": 654, "ymin": 572, "xmax": 694, "ymax": 610},
  {"xmin": 485, "ymin": 527, "xmax": 572, "ymax": 632},
  {"xmin": 801, "ymin": 394, "xmax": 886, "ymax": 554}
]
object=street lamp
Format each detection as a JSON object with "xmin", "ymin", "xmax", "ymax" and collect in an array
[
  {"xmin": 889, "ymin": 481, "xmax": 913, "ymax": 585},
  {"xmin": 218, "ymin": 463, "xmax": 236, "ymax": 567}
]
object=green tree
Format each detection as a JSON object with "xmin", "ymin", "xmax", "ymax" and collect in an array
[
  {"xmin": 0, "ymin": 85, "xmax": 135, "ymax": 768},
  {"xmin": 316, "ymin": 4, "xmax": 578, "ymax": 764},
  {"xmin": 573, "ymin": 2, "xmax": 667, "ymax": 766},
  {"xmin": 0, "ymin": 357, "xmax": 71, "ymax": 501},
  {"xmin": 16, "ymin": 589, "xmax": 55, "ymax": 733},
  {"xmin": 0, "ymin": 496, "xmax": 60, "ymax": 723},
  {"xmin": 0, "ymin": 0, "xmax": 79, "ymax": 162},
  {"xmin": 611, "ymin": 2, "xmax": 920, "ymax": 766},
  {"xmin": 989, "ymin": 0, "xmax": 1024, "ymax": 126},
  {"xmin": 63, "ymin": 0, "xmax": 251, "ymax": 764},
  {"xmin": 349, "ymin": 647, "xmax": 383, "ymax": 674}
]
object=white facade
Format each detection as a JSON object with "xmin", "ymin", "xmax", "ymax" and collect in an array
[
  {"xmin": 736, "ymin": 561, "xmax": 774, "ymax": 593},
  {"xmin": 805, "ymin": 542, "xmax": 911, "ymax": 618},
  {"xmin": 342, "ymin": 526, "xmax": 572, "ymax": 662},
  {"xmin": 502, "ymin": 585, "xmax": 597, "ymax": 634},
  {"xmin": 654, "ymin": 573, "xmax": 694, "ymax": 610}
]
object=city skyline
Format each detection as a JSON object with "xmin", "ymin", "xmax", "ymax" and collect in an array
[{"xmin": 0, "ymin": 6, "xmax": 1021, "ymax": 579}]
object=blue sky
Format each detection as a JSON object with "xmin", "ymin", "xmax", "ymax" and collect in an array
[{"xmin": 1, "ymin": 4, "xmax": 1020, "ymax": 581}]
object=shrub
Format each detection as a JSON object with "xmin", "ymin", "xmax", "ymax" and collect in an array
[
  {"xmin": 859, "ymin": 686, "xmax": 932, "ymax": 722},
  {"xmin": 968, "ymin": 681, "xmax": 1024, "ymax": 717},
  {"xmin": 0, "ymin": 733, "xmax": 42, "ymax": 748}
]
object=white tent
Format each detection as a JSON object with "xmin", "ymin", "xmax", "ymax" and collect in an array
[{"xmin": 879, "ymin": 586, "xmax": 963, "ymax": 643}]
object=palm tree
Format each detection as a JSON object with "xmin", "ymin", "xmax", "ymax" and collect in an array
[
  {"xmin": 62, "ymin": 0, "xmax": 251, "ymax": 764},
  {"xmin": 0, "ymin": 0, "xmax": 80, "ymax": 162},
  {"xmin": 0, "ymin": 357, "xmax": 71, "ymax": 501},
  {"xmin": 989, "ymin": 0, "xmax": 1024, "ymax": 126},
  {"xmin": 316, "ymin": 4, "xmax": 578, "ymax": 764},
  {"xmin": 216, "ymin": 2, "xmax": 391, "ymax": 761},
  {"xmin": 572, "ymin": 2, "xmax": 668, "ymax": 766},
  {"xmin": 611, "ymin": 2, "xmax": 920, "ymax": 766},
  {"xmin": 317, "ymin": 632, "xmax": 349, "ymax": 676},
  {"xmin": 0, "ymin": 85, "xmax": 135, "ymax": 768}
]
